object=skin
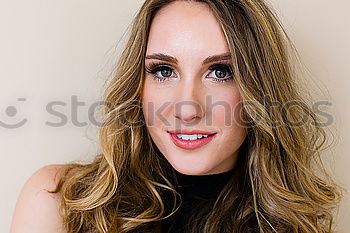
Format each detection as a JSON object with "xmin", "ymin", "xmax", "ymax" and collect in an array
[
  {"xmin": 141, "ymin": 1, "xmax": 247, "ymax": 175},
  {"xmin": 10, "ymin": 3, "xmax": 249, "ymax": 232},
  {"xmin": 10, "ymin": 165, "xmax": 66, "ymax": 233}
]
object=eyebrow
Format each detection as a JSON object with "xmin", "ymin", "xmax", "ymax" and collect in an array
[{"xmin": 145, "ymin": 52, "xmax": 232, "ymax": 65}]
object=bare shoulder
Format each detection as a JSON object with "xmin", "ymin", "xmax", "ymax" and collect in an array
[{"xmin": 10, "ymin": 164, "xmax": 68, "ymax": 233}]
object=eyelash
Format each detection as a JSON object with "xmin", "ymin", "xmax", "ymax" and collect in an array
[{"xmin": 145, "ymin": 61, "xmax": 234, "ymax": 83}]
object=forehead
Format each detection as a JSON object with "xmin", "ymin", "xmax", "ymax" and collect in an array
[{"xmin": 146, "ymin": 1, "xmax": 229, "ymax": 60}]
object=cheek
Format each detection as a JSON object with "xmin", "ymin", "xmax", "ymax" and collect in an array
[
  {"xmin": 141, "ymin": 87, "xmax": 181, "ymax": 158},
  {"xmin": 212, "ymin": 91, "xmax": 247, "ymax": 157},
  {"xmin": 141, "ymin": 82, "xmax": 172, "ymax": 128},
  {"xmin": 212, "ymin": 90, "xmax": 246, "ymax": 147},
  {"xmin": 210, "ymin": 90, "xmax": 243, "ymax": 128}
]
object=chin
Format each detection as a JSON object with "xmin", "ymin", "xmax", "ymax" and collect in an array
[{"xmin": 167, "ymin": 157, "xmax": 218, "ymax": 175}]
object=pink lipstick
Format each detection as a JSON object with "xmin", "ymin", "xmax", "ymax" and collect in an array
[{"xmin": 166, "ymin": 130, "xmax": 217, "ymax": 150}]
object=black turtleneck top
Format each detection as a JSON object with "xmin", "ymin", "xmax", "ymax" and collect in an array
[{"xmin": 159, "ymin": 167, "xmax": 236, "ymax": 233}]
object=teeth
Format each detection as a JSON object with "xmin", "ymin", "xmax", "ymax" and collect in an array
[{"xmin": 175, "ymin": 134, "xmax": 209, "ymax": 140}]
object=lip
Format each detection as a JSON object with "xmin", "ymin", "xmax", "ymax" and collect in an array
[
  {"xmin": 167, "ymin": 131, "xmax": 217, "ymax": 150},
  {"xmin": 166, "ymin": 129, "xmax": 217, "ymax": 135}
]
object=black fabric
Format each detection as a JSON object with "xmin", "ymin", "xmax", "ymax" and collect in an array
[{"xmin": 159, "ymin": 167, "xmax": 236, "ymax": 233}]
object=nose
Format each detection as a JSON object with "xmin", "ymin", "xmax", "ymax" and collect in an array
[{"xmin": 173, "ymin": 79, "xmax": 204, "ymax": 124}]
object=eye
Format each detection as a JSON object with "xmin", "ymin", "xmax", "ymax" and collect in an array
[
  {"xmin": 207, "ymin": 64, "xmax": 234, "ymax": 83},
  {"xmin": 145, "ymin": 62, "xmax": 176, "ymax": 83},
  {"xmin": 145, "ymin": 62, "xmax": 234, "ymax": 83}
]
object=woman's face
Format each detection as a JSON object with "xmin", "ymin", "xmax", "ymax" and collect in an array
[{"xmin": 141, "ymin": 1, "xmax": 247, "ymax": 175}]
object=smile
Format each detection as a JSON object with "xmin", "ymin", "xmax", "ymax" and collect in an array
[{"xmin": 167, "ymin": 132, "xmax": 217, "ymax": 150}]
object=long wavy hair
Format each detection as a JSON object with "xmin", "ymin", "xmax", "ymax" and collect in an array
[{"xmin": 49, "ymin": 0, "xmax": 344, "ymax": 232}]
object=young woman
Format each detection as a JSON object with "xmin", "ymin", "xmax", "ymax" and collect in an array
[{"xmin": 10, "ymin": 0, "xmax": 343, "ymax": 232}]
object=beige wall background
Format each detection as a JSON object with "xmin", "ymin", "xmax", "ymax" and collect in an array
[{"xmin": 1, "ymin": 0, "xmax": 349, "ymax": 232}]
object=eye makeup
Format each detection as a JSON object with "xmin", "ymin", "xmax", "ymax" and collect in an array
[
  {"xmin": 145, "ymin": 61, "xmax": 234, "ymax": 83},
  {"xmin": 145, "ymin": 61, "xmax": 176, "ymax": 83}
]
